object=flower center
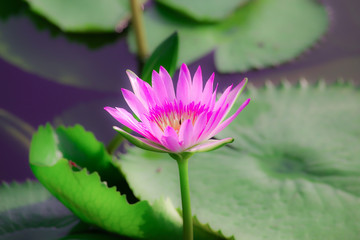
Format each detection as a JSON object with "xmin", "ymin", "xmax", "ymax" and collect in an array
[{"xmin": 147, "ymin": 101, "xmax": 206, "ymax": 133}]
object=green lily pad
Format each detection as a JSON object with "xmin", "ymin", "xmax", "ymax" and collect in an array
[
  {"xmin": 29, "ymin": 124, "xmax": 223, "ymax": 240},
  {"xmin": 155, "ymin": 0, "xmax": 250, "ymax": 22},
  {"xmin": 0, "ymin": 12, "xmax": 131, "ymax": 91},
  {"xmin": 120, "ymin": 81, "xmax": 360, "ymax": 239},
  {"xmin": 24, "ymin": 0, "xmax": 144, "ymax": 33},
  {"xmin": 0, "ymin": 181, "xmax": 52, "ymax": 212},
  {"xmin": 0, "ymin": 181, "xmax": 134, "ymax": 240},
  {"xmin": 129, "ymin": 0, "xmax": 328, "ymax": 72},
  {"xmin": 0, "ymin": 0, "xmax": 121, "ymax": 48},
  {"xmin": 0, "ymin": 181, "xmax": 79, "ymax": 240}
]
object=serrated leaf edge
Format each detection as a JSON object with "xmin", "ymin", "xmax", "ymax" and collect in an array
[{"xmin": 248, "ymin": 79, "xmax": 359, "ymax": 93}]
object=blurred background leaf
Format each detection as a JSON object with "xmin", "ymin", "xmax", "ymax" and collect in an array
[
  {"xmin": 0, "ymin": 0, "xmax": 122, "ymax": 48},
  {"xmin": 23, "ymin": 0, "xmax": 146, "ymax": 33},
  {"xmin": 0, "ymin": 13, "xmax": 134, "ymax": 91},
  {"xmin": 0, "ymin": 0, "xmax": 138, "ymax": 92},
  {"xmin": 129, "ymin": 0, "xmax": 328, "ymax": 73},
  {"xmin": 141, "ymin": 32, "xmax": 179, "ymax": 84},
  {"xmin": 0, "ymin": 181, "xmax": 80, "ymax": 240},
  {"xmin": 0, "ymin": 181, "xmax": 137, "ymax": 240},
  {"xmin": 155, "ymin": 0, "xmax": 251, "ymax": 22}
]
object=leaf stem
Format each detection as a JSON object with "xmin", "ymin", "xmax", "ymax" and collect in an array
[
  {"xmin": 106, "ymin": 133, "xmax": 124, "ymax": 155},
  {"xmin": 176, "ymin": 155, "xmax": 193, "ymax": 240},
  {"xmin": 130, "ymin": 0, "xmax": 148, "ymax": 61}
]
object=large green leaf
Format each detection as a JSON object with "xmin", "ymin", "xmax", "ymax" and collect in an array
[
  {"xmin": 24, "ymin": 0, "xmax": 143, "ymax": 33},
  {"xmin": 129, "ymin": 0, "xmax": 328, "ymax": 73},
  {"xmin": 155, "ymin": 0, "xmax": 250, "ymax": 22},
  {"xmin": 29, "ymin": 124, "xmax": 223, "ymax": 240},
  {"xmin": 0, "ymin": 181, "xmax": 79, "ymax": 240},
  {"xmin": 29, "ymin": 124, "xmax": 136, "ymax": 202},
  {"xmin": 120, "ymin": 81, "xmax": 360, "ymax": 239}
]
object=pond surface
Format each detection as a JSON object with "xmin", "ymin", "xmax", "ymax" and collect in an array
[{"xmin": 0, "ymin": 0, "xmax": 359, "ymax": 182}]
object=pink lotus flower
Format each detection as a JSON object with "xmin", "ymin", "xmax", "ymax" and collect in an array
[{"xmin": 105, "ymin": 64, "xmax": 250, "ymax": 154}]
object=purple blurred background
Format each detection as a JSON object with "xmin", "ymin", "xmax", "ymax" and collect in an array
[{"xmin": 0, "ymin": 0, "xmax": 359, "ymax": 182}]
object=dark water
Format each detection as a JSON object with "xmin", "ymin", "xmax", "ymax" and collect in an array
[{"xmin": 0, "ymin": 0, "xmax": 359, "ymax": 182}]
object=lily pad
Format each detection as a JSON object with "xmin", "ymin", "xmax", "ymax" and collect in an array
[
  {"xmin": 0, "ymin": 181, "xmax": 79, "ymax": 240},
  {"xmin": 155, "ymin": 0, "xmax": 250, "ymax": 22},
  {"xmin": 0, "ymin": 181, "xmax": 52, "ymax": 212},
  {"xmin": 29, "ymin": 124, "xmax": 223, "ymax": 240},
  {"xmin": 129, "ymin": 0, "xmax": 328, "ymax": 72},
  {"xmin": 0, "ymin": 181, "xmax": 134, "ymax": 239},
  {"xmin": 24, "ymin": 0, "xmax": 144, "ymax": 33},
  {"xmin": 0, "ymin": 12, "xmax": 135, "ymax": 91},
  {"xmin": 120, "ymin": 81, "xmax": 360, "ymax": 239}
]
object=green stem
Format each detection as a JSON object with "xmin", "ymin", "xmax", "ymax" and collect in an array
[
  {"xmin": 176, "ymin": 156, "xmax": 193, "ymax": 240},
  {"xmin": 106, "ymin": 133, "xmax": 124, "ymax": 155},
  {"xmin": 130, "ymin": 0, "xmax": 148, "ymax": 61}
]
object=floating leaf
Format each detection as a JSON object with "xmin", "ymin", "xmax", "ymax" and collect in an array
[
  {"xmin": 0, "ymin": 10, "xmax": 134, "ymax": 92},
  {"xmin": 24, "ymin": 0, "xmax": 143, "ymax": 33},
  {"xmin": 0, "ymin": 181, "xmax": 51, "ymax": 211},
  {"xmin": 29, "ymin": 124, "xmax": 136, "ymax": 202},
  {"xmin": 141, "ymin": 32, "xmax": 179, "ymax": 84},
  {"xmin": 29, "ymin": 124, "xmax": 222, "ymax": 240},
  {"xmin": 155, "ymin": 0, "xmax": 250, "ymax": 22},
  {"xmin": 120, "ymin": 81, "xmax": 360, "ymax": 239},
  {"xmin": 0, "ymin": 0, "xmax": 122, "ymax": 49},
  {"xmin": 0, "ymin": 181, "xmax": 79, "ymax": 240},
  {"xmin": 129, "ymin": 0, "xmax": 328, "ymax": 72}
]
